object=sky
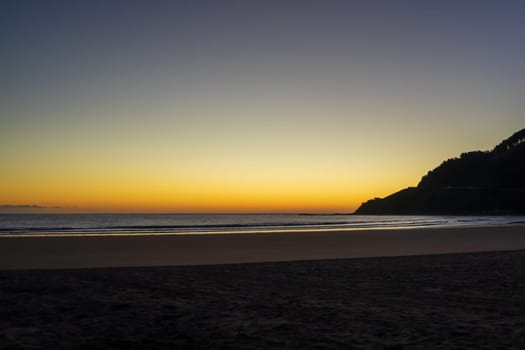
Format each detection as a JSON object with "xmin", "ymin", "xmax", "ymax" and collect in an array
[{"xmin": 1, "ymin": 0, "xmax": 524, "ymax": 213}]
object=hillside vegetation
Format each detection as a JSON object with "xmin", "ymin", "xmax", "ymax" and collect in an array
[{"xmin": 355, "ymin": 129, "xmax": 525, "ymax": 215}]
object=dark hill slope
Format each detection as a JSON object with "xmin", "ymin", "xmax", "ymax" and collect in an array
[{"xmin": 355, "ymin": 129, "xmax": 525, "ymax": 215}]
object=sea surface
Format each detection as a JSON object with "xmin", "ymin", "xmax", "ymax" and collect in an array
[{"xmin": 1, "ymin": 214, "xmax": 524, "ymax": 237}]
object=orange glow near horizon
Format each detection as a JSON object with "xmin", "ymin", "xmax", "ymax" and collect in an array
[
  {"xmin": 1, "ymin": 154, "xmax": 422, "ymax": 213},
  {"xmin": 0, "ymin": 124, "xmax": 513, "ymax": 214},
  {"xmin": 0, "ymin": 177, "xmax": 394, "ymax": 213},
  {"xmin": 2, "ymin": 122, "xmax": 432, "ymax": 213}
]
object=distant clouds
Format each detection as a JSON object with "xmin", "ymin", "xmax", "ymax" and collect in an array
[{"xmin": 0, "ymin": 204, "xmax": 60, "ymax": 210}]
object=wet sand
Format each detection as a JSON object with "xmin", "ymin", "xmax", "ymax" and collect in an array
[
  {"xmin": 1, "ymin": 250, "xmax": 525, "ymax": 349},
  {"xmin": 1, "ymin": 225, "xmax": 525, "ymax": 270}
]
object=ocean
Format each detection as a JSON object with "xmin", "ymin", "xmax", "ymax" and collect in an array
[{"xmin": 1, "ymin": 214, "xmax": 524, "ymax": 237}]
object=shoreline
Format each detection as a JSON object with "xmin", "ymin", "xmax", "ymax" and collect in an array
[
  {"xmin": 1, "ymin": 225, "xmax": 525, "ymax": 270},
  {"xmin": 2, "ymin": 221, "xmax": 524, "ymax": 238}
]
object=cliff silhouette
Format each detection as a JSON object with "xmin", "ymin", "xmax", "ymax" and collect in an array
[{"xmin": 355, "ymin": 129, "xmax": 525, "ymax": 215}]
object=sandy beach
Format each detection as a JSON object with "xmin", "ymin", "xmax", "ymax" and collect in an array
[
  {"xmin": 2, "ymin": 226, "xmax": 525, "ymax": 349},
  {"xmin": 1, "ymin": 225, "xmax": 525, "ymax": 270},
  {"xmin": 1, "ymin": 249, "xmax": 525, "ymax": 349}
]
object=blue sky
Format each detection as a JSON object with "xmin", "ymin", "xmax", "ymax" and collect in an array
[{"xmin": 2, "ymin": 0, "xmax": 524, "ymax": 212}]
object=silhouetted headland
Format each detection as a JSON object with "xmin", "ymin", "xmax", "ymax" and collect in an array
[{"xmin": 355, "ymin": 129, "xmax": 525, "ymax": 215}]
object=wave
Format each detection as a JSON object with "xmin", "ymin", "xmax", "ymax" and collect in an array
[
  {"xmin": 0, "ymin": 221, "xmax": 354, "ymax": 235},
  {"xmin": 1, "ymin": 214, "xmax": 523, "ymax": 236}
]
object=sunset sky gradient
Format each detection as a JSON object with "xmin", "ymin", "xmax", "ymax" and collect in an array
[{"xmin": 2, "ymin": 0, "xmax": 524, "ymax": 212}]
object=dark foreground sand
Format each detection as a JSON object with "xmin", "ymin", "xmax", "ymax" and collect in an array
[{"xmin": 1, "ymin": 250, "xmax": 525, "ymax": 349}]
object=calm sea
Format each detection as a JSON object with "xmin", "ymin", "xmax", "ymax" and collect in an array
[{"xmin": 1, "ymin": 214, "xmax": 524, "ymax": 236}]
